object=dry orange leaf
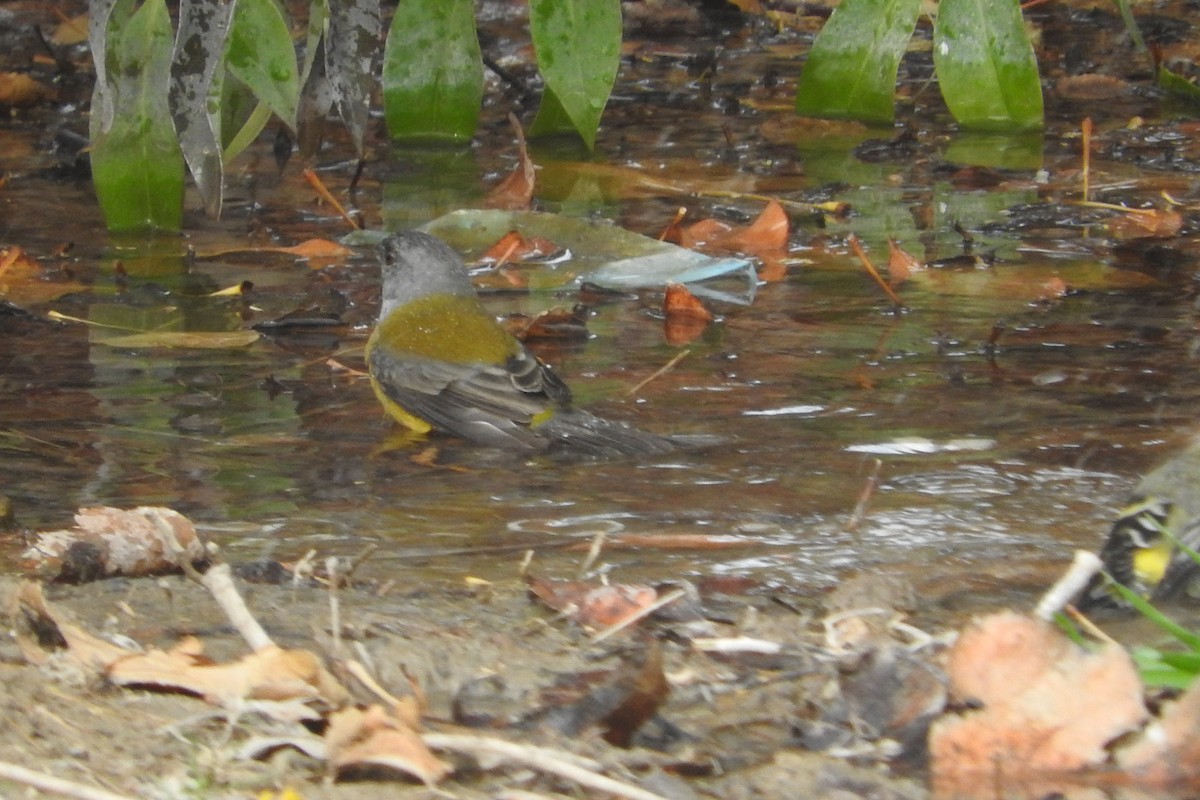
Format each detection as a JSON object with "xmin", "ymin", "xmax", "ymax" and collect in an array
[
  {"xmin": 0, "ymin": 246, "xmax": 87, "ymax": 306},
  {"xmin": 930, "ymin": 611, "xmax": 1146, "ymax": 779},
  {"xmin": 50, "ymin": 12, "xmax": 90, "ymax": 44},
  {"xmin": 886, "ymin": 238, "xmax": 924, "ymax": 286},
  {"xmin": 0, "ymin": 72, "xmax": 53, "ymax": 106},
  {"xmin": 326, "ymin": 705, "xmax": 450, "ymax": 785},
  {"xmin": 477, "ymin": 230, "xmax": 564, "ymax": 265},
  {"xmin": 483, "ymin": 114, "xmax": 536, "ymax": 210},
  {"xmin": 721, "ymin": 199, "xmax": 789, "ymax": 254},
  {"xmin": 663, "ymin": 283, "xmax": 713, "ymax": 322},
  {"xmin": 528, "ymin": 575, "xmax": 657, "ymax": 629},
  {"xmin": 1106, "ymin": 208, "xmax": 1183, "ymax": 239},
  {"xmin": 279, "ymin": 238, "xmax": 353, "ymax": 259}
]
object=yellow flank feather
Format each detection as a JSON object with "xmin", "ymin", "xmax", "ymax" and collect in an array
[{"xmin": 1131, "ymin": 536, "xmax": 1173, "ymax": 586}]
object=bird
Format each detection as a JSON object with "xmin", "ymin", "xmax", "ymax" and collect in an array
[
  {"xmin": 365, "ymin": 230, "xmax": 681, "ymax": 456},
  {"xmin": 1077, "ymin": 439, "xmax": 1200, "ymax": 610}
]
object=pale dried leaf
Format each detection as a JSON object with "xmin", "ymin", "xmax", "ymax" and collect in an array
[
  {"xmin": 930, "ymin": 611, "xmax": 1146, "ymax": 777},
  {"xmin": 326, "ymin": 705, "xmax": 450, "ymax": 785}
]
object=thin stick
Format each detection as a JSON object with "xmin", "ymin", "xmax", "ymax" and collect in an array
[
  {"xmin": 1081, "ymin": 117, "xmax": 1092, "ymax": 203},
  {"xmin": 627, "ymin": 349, "xmax": 690, "ymax": 397},
  {"xmin": 302, "ymin": 167, "xmax": 360, "ymax": 230},
  {"xmin": 327, "ymin": 556, "xmax": 342, "ymax": 654},
  {"xmin": 1034, "ymin": 550, "xmax": 1103, "ymax": 621},
  {"xmin": 0, "ymin": 761, "xmax": 136, "ymax": 800},
  {"xmin": 848, "ymin": 234, "xmax": 903, "ymax": 307},
  {"xmin": 844, "ymin": 458, "xmax": 882, "ymax": 533},
  {"xmin": 198, "ymin": 563, "xmax": 274, "ymax": 652},
  {"xmin": 422, "ymin": 733, "xmax": 670, "ymax": 800}
]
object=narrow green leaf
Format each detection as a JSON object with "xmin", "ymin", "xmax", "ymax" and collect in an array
[
  {"xmin": 327, "ymin": 0, "xmax": 381, "ymax": 154},
  {"xmin": 90, "ymin": 0, "xmax": 184, "ymax": 232},
  {"xmin": 932, "ymin": 0, "xmax": 1043, "ymax": 130},
  {"xmin": 794, "ymin": 0, "xmax": 921, "ymax": 125},
  {"xmin": 170, "ymin": 0, "xmax": 233, "ymax": 218},
  {"xmin": 1110, "ymin": 581, "xmax": 1200, "ymax": 652},
  {"xmin": 527, "ymin": 84, "xmax": 575, "ymax": 139},
  {"xmin": 225, "ymin": 0, "xmax": 299, "ymax": 129},
  {"xmin": 529, "ymin": 0, "xmax": 621, "ymax": 149},
  {"xmin": 383, "ymin": 0, "xmax": 483, "ymax": 142}
]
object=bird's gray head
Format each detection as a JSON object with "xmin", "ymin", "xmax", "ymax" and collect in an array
[{"xmin": 378, "ymin": 231, "xmax": 476, "ymax": 320}]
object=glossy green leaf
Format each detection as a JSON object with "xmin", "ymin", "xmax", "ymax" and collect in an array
[
  {"xmin": 794, "ymin": 0, "xmax": 921, "ymax": 125},
  {"xmin": 527, "ymin": 84, "xmax": 575, "ymax": 139},
  {"xmin": 225, "ymin": 0, "xmax": 299, "ymax": 129},
  {"xmin": 933, "ymin": 0, "xmax": 1043, "ymax": 130},
  {"xmin": 383, "ymin": 0, "xmax": 483, "ymax": 142},
  {"xmin": 90, "ymin": 0, "xmax": 184, "ymax": 232},
  {"xmin": 529, "ymin": 0, "xmax": 621, "ymax": 150}
]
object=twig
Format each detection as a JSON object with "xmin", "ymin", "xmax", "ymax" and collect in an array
[
  {"xmin": 627, "ymin": 349, "xmax": 690, "ymax": 397},
  {"xmin": 1080, "ymin": 117, "xmax": 1092, "ymax": 203},
  {"xmin": 848, "ymin": 234, "xmax": 903, "ymax": 307},
  {"xmin": 422, "ymin": 733, "xmax": 670, "ymax": 800},
  {"xmin": 577, "ymin": 528, "xmax": 609, "ymax": 579},
  {"xmin": 844, "ymin": 458, "xmax": 882, "ymax": 533},
  {"xmin": 200, "ymin": 563, "xmax": 274, "ymax": 651},
  {"xmin": 327, "ymin": 556, "xmax": 342, "ymax": 654},
  {"xmin": 0, "ymin": 761, "xmax": 135, "ymax": 800},
  {"xmin": 302, "ymin": 167, "xmax": 360, "ymax": 230},
  {"xmin": 1034, "ymin": 550, "xmax": 1103, "ymax": 621}
]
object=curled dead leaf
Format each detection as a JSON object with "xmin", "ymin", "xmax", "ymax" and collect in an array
[
  {"xmin": 326, "ymin": 705, "xmax": 450, "ymax": 785},
  {"xmin": 930, "ymin": 611, "xmax": 1146, "ymax": 779}
]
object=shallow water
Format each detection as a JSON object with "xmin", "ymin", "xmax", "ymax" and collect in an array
[{"xmin": 3, "ymin": 2, "xmax": 1200, "ymax": 620}]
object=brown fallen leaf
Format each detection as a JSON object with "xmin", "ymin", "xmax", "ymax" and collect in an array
[
  {"xmin": 21, "ymin": 506, "xmax": 207, "ymax": 583},
  {"xmin": 12, "ymin": 581, "xmax": 132, "ymax": 671},
  {"xmin": 483, "ymin": 114, "xmax": 535, "ymax": 210},
  {"xmin": 50, "ymin": 12, "xmax": 89, "ymax": 44},
  {"xmin": 929, "ymin": 611, "xmax": 1146, "ymax": 779},
  {"xmin": 326, "ymin": 705, "xmax": 450, "ymax": 785},
  {"xmin": 527, "ymin": 574, "xmax": 658, "ymax": 629},
  {"xmin": 477, "ymin": 230, "xmax": 565, "ymax": 265},
  {"xmin": 109, "ymin": 641, "xmax": 349, "ymax": 708},
  {"xmin": 0, "ymin": 246, "xmax": 87, "ymax": 306},
  {"xmin": 663, "ymin": 282, "xmax": 713, "ymax": 345},
  {"xmin": 0, "ymin": 72, "xmax": 54, "ymax": 106},
  {"xmin": 1106, "ymin": 208, "xmax": 1183, "ymax": 239},
  {"xmin": 503, "ymin": 305, "xmax": 591, "ymax": 342},
  {"xmin": 887, "ymin": 238, "xmax": 924, "ymax": 287}
]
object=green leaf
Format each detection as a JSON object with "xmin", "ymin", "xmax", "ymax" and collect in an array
[
  {"xmin": 529, "ymin": 0, "xmax": 621, "ymax": 149},
  {"xmin": 383, "ymin": 0, "xmax": 483, "ymax": 142},
  {"xmin": 225, "ymin": 0, "xmax": 299, "ymax": 129},
  {"xmin": 527, "ymin": 84, "xmax": 576, "ymax": 139},
  {"xmin": 932, "ymin": 0, "xmax": 1043, "ymax": 130},
  {"xmin": 794, "ymin": 0, "xmax": 921, "ymax": 125},
  {"xmin": 1110, "ymin": 580, "xmax": 1200, "ymax": 652},
  {"xmin": 90, "ymin": 0, "xmax": 185, "ymax": 232}
]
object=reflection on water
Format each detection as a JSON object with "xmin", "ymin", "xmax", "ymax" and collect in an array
[{"xmin": 3, "ymin": 33, "xmax": 1199, "ymax": 615}]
